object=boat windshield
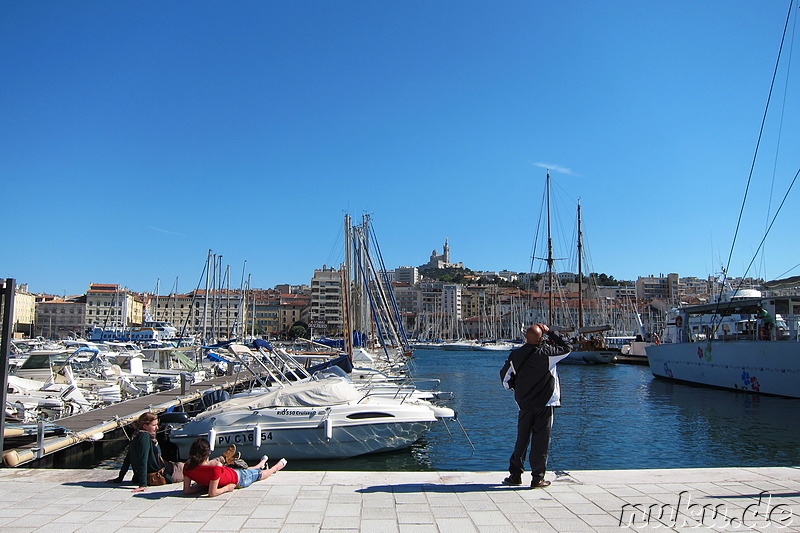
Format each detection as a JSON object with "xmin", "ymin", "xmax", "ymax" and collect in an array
[{"xmin": 19, "ymin": 352, "xmax": 70, "ymax": 369}]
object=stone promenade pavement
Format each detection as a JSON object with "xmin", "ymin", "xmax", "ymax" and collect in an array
[{"xmin": 0, "ymin": 466, "xmax": 797, "ymax": 532}]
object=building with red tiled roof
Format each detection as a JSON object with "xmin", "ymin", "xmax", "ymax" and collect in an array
[{"xmin": 85, "ymin": 283, "xmax": 143, "ymax": 329}]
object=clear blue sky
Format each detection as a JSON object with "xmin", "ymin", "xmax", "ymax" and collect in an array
[{"xmin": 2, "ymin": 1, "xmax": 798, "ymax": 296}]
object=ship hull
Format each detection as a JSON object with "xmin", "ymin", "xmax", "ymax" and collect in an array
[{"xmin": 646, "ymin": 341, "xmax": 800, "ymax": 398}]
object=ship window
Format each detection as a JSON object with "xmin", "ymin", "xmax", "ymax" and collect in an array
[{"xmin": 346, "ymin": 412, "xmax": 395, "ymax": 419}]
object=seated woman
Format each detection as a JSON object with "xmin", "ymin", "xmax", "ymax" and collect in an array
[
  {"xmin": 111, "ymin": 412, "xmax": 237, "ymax": 493},
  {"xmin": 183, "ymin": 438, "xmax": 287, "ymax": 497}
]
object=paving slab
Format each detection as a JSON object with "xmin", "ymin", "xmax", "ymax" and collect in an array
[{"xmin": 0, "ymin": 467, "xmax": 797, "ymax": 531}]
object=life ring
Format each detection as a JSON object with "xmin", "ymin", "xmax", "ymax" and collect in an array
[{"xmin": 675, "ymin": 316, "xmax": 683, "ymax": 327}]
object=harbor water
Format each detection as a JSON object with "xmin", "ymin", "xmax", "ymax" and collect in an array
[{"xmin": 99, "ymin": 348, "xmax": 800, "ymax": 472}]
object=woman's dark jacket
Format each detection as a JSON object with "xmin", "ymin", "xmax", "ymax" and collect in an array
[{"xmin": 117, "ymin": 431, "xmax": 172, "ymax": 486}]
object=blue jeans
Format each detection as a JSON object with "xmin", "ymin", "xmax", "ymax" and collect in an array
[{"xmin": 236, "ymin": 468, "xmax": 262, "ymax": 488}]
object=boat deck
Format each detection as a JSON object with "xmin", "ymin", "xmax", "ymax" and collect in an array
[
  {"xmin": 55, "ymin": 373, "xmax": 261, "ymax": 432},
  {"xmin": 3, "ymin": 372, "xmax": 269, "ymax": 467}
]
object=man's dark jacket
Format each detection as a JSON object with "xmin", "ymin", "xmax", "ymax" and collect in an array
[{"xmin": 500, "ymin": 331, "xmax": 572, "ymax": 407}]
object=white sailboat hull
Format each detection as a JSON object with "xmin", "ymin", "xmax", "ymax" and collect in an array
[
  {"xmin": 646, "ymin": 341, "xmax": 800, "ymax": 398},
  {"xmin": 439, "ymin": 341, "xmax": 479, "ymax": 351}
]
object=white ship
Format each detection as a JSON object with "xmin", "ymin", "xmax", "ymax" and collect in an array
[
  {"xmin": 645, "ymin": 290, "xmax": 800, "ymax": 398},
  {"xmin": 89, "ymin": 320, "xmax": 179, "ymax": 343}
]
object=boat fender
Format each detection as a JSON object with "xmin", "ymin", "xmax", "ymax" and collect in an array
[
  {"xmin": 675, "ymin": 316, "xmax": 683, "ymax": 327},
  {"xmin": 3, "ymin": 450, "xmax": 21, "ymax": 467},
  {"xmin": 432, "ymin": 406, "xmax": 455, "ymax": 418},
  {"xmin": 208, "ymin": 429, "xmax": 216, "ymax": 451},
  {"xmin": 253, "ymin": 426, "xmax": 261, "ymax": 448},
  {"xmin": 324, "ymin": 417, "xmax": 333, "ymax": 440}
]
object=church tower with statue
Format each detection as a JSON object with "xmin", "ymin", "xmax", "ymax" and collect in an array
[{"xmin": 420, "ymin": 237, "xmax": 464, "ymax": 271}]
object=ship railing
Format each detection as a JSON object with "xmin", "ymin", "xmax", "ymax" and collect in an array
[
  {"xmin": 250, "ymin": 342, "xmax": 314, "ymax": 385},
  {"xmin": 356, "ymin": 385, "xmax": 417, "ymax": 404}
]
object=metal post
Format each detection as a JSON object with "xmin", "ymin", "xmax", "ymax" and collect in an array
[
  {"xmin": 0, "ymin": 278, "xmax": 17, "ymax": 461},
  {"xmin": 180, "ymin": 372, "xmax": 189, "ymax": 395},
  {"xmin": 36, "ymin": 420, "xmax": 45, "ymax": 459}
]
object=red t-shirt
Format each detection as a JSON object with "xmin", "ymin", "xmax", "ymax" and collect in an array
[{"xmin": 184, "ymin": 464, "xmax": 239, "ymax": 487}]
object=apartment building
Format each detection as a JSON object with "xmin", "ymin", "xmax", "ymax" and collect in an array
[
  {"xmin": 85, "ymin": 283, "xmax": 144, "ymax": 329},
  {"xmin": 9, "ymin": 284, "xmax": 35, "ymax": 337},
  {"xmin": 247, "ymin": 289, "xmax": 280, "ymax": 337},
  {"xmin": 461, "ymin": 286, "xmax": 488, "ymax": 320},
  {"xmin": 394, "ymin": 266, "xmax": 420, "ymax": 286},
  {"xmin": 193, "ymin": 290, "xmax": 247, "ymax": 341},
  {"xmin": 635, "ymin": 274, "xmax": 681, "ymax": 303},
  {"xmin": 147, "ymin": 288, "xmax": 310, "ymax": 339},
  {"xmin": 596, "ymin": 285, "xmax": 636, "ymax": 300},
  {"xmin": 310, "ymin": 267, "xmax": 344, "ymax": 335},
  {"xmin": 681, "ymin": 277, "xmax": 711, "ymax": 297},
  {"xmin": 0, "ymin": 282, "xmax": 38, "ymax": 337},
  {"xmin": 149, "ymin": 292, "xmax": 194, "ymax": 334},
  {"xmin": 280, "ymin": 293, "xmax": 310, "ymax": 333},
  {"xmin": 34, "ymin": 295, "xmax": 86, "ymax": 338}
]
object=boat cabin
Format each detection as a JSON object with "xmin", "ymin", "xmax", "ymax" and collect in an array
[{"xmin": 663, "ymin": 296, "xmax": 799, "ymax": 343}]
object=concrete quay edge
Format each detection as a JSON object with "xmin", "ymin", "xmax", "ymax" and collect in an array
[{"xmin": 0, "ymin": 466, "xmax": 797, "ymax": 532}]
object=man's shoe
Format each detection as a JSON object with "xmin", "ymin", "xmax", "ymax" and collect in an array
[
  {"xmin": 221, "ymin": 444, "xmax": 237, "ymax": 465},
  {"xmin": 531, "ymin": 478, "xmax": 551, "ymax": 489},
  {"xmin": 502, "ymin": 474, "xmax": 522, "ymax": 486}
]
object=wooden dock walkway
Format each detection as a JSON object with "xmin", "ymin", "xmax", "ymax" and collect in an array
[{"xmin": 3, "ymin": 371, "xmax": 267, "ymax": 467}]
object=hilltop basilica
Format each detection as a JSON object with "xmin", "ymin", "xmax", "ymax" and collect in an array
[{"xmin": 419, "ymin": 238, "xmax": 464, "ymax": 271}]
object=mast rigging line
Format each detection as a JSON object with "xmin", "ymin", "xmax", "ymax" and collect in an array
[
  {"xmin": 763, "ymin": 2, "xmax": 798, "ymax": 275},
  {"xmin": 175, "ymin": 251, "xmax": 211, "ymax": 358},
  {"xmin": 709, "ymin": 165, "xmax": 800, "ymax": 335},
  {"xmin": 739, "ymin": 167, "xmax": 800, "ymax": 285},
  {"xmin": 351, "ymin": 232, "xmax": 392, "ymax": 362},
  {"xmin": 528, "ymin": 182, "xmax": 547, "ymax": 278},
  {"xmin": 368, "ymin": 225, "xmax": 411, "ymax": 348},
  {"xmin": 723, "ymin": 0, "xmax": 795, "ymax": 287}
]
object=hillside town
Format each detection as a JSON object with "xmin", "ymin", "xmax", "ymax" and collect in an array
[{"xmin": 2, "ymin": 239, "xmax": 769, "ymax": 343}]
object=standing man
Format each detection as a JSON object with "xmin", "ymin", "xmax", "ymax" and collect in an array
[{"xmin": 500, "ymin": 323, "xmax": 571, "ymax": 488}]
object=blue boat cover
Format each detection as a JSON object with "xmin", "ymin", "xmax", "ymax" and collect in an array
[{"xmin": 307, "ymin": 354, "xmax": 353, "ymax": 374}]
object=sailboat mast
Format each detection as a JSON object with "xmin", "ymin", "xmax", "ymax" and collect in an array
[
  {"xmin": 248, "ymin": 274, "xmax": 254, "ymax": 339},
  {"xmin": 154, "ymin": 278, "xmax": 160, "ymax": 321},
  {"xmin": 577, "ymin": 200, "xmax": 584, "ymax": 330},
  {"xmin": 225, "ymin": 264, "xmax": 231, "ymax": 339},
  {"xmin": 546, "ymin": 171, "xmax": 554, "ymax": 325},
  {"xmin": 202, "ymin": 250, "xmax": 210, "ymax": 344},
  {"xmin": 342, "ymin": 214, "xmax": 354, "ymax": 358},
  {"xmin": 172, "ymin": 276, "xmax": 178, "ymax": 327}
]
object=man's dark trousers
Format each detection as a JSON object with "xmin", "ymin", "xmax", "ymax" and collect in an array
[{"xmin": 509, "ymin": 405, "xmax": 553, "ymax": 481}]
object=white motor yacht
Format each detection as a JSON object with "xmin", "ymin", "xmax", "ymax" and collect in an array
[{"xmin": 165, "ymin": 342, "xmax": 455, "ymax": 460}]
